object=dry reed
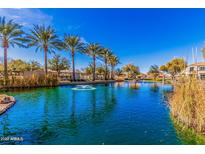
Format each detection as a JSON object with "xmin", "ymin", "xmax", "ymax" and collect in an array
[{"xmin": 170, "ymin": 76, "xmax": 205, "ymax": 133}]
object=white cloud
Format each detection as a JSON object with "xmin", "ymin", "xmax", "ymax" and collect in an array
[{"xmin": 0, "ymin": 8, "xmax": 53, "ymax": 27}]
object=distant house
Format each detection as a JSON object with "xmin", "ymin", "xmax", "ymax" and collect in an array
[
  {"xmin": 158, "ymin": 72, "xmax": 171, "ymax": 79},
  {"xmin": 23, "ymin": 70, "xmax": 45, "ymax": 77},
  {"xmin": 23, "ymin": 70, "xmax": 57, "ymax": 78},
  {"xmin": 59, "ymin": 69, "xmax": 92, "ymax": 81},
  {"xmin": 185, "ymin": 62, "xmax": 205, "ymax": 80}
]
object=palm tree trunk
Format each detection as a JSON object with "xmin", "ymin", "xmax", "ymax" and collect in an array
[
  {"xmin": 163, "ymin": 74, "xmax": 165, "ymax": 84},
  {"xmin": 105, "ymin": 58, "xmax": 108, "ymax": 80},
  {"xmin": 93, "ymin": 55, "xmax": 96, "ymax": 81},
  {"xmin": 4, "ymin": 47, "xmax": 8, "ymax": 86},
  {"xmin": 111, "ymin": 66, "xmax": 114, "ymax": 80},
  {"xmin": 72, "ymin": 50, "xmax": 75, "ymax": 81},
  {"xmin": 44, "ymin": 49, "xmax": 48, "ymax": 75}
]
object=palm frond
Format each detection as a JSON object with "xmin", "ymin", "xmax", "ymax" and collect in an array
[
  {"xmin": 0, "ymin": 16, "xmax": 27, "ymax": 48},
  {"xmin": 63, "ymin": 34, "xmax": 85, "ymax": 53},
  {"xmin": 26, "ymin": 24, "xmax": 63, "ymax": 53}
]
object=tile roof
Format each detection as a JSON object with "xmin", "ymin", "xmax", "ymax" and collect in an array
[{"xmin": 190, "ymin": 62, "xmax": 205, "ymax": 66}]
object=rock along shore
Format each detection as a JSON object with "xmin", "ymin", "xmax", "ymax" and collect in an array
[{"xmin": 0, "ymin": 95, "xmax": 16, "ymax": 115}]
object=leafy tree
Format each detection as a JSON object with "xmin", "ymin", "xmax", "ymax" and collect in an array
[
  {"xmin": 8, "ymin": 59, "xmax": 29, "ymax": 72},
  {"xmin": 202, "ymin": 47, "xmax": 205, "ymax": 60},
  {"xmin": 48, "ymin": 54, "xmax": 70, "ymax": 76},
  {"xmin": 63, "ymin": 35, "xmax": 84, "ymax": 81},
  {"xmin": 82, "ymin": 64, "xmax": 94, "ymax": 80},
  {"xmin": 0, "ymin": 16, "xmax": 27, "ymax": 85},
  {"xmin": 0, "ymin": 63, "xmax": 3, "ymax": 72},
  {"xmin": 159, "ymin": 65, "xmax": 168, "ymax": 83},
  {"xmin": 26, "ymin": 25, "xmax": 63, "ymax": 75},
  {"xmin": 161, "ymin": 58, "xmax": 187, "ymax": 79},
  {"xmin": 0, "ymin": 59, "xmax": 40, "ymax": 73},
  {"xmin": 159, "ymin": 65, "xmax": 168, "ymax": 72},
  {"xmin": 96, "ymin": 66, "xmax": 106, "ymax": 76},
  {"xmin": 28, "ymin": 60, "xmax": 42, "ymax": 71},
  {"xmin": 83, "ymin": 64, "xmax": 93, "ymax": 75},
  {"xmin": 148, "ymin": 65, "xmax": 160, "ymax": 81}
]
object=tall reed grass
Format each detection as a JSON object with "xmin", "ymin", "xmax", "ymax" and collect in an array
[
  {"xmin": 170, "ymin": 76, "xmax": 205, "ymax": 133},
  {"xmin": 0, "ymin": 74, "xmax": 58, "ymax": 89},
  {"xmin": 172, "ymin": 116, "xmax": 205, "ymax": 144}
]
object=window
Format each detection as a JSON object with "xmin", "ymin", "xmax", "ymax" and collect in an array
[
  {"xmin": 199, "ymin": 66, "xmax": 205, "ymax": 71},
  {"xmin": 190, "ymin": 67, "xmax": 194, "ymax": 72},
  {"xmin": 200, "ymin": 74, "xmax": 205, "ymax": 80}
]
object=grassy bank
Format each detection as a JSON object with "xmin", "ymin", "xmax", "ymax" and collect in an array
[
  {"xmin": 59, "ymin": 80, "xmax": 116, "ymax": 86},
  {"xmin": 170, "ymin": 76, "xmax": 205, "ymax": 133},
  {"xmin": 141, "ymin": 78, "xmax": 172, "ymax": 84},
  {"xmin": 171, "ymin": 115, "xmax": 205, "ymax": 144},
  {"xmin": 0, "ymin": 74, "xmax": 58, "ymax": 90}
]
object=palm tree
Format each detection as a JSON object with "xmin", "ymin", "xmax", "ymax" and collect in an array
[
  {"xmin": 48, "ymin": 54, "xmax": 70, "ymax": 76},
  {"xmin": 148, "ymin": 65, "xmax": 160, "ymax": 81},
  {"xmin": 84, "ymin": 63, "xmax": 93, "ymax": 75},
  {"xmin": 63, "ymin": 35, "xmax": 84, "ymax": 81},
  {"xmin": 83, "ymin": 63, "xmax": 93, "ymax": 80},
  {"xmin": 122, "ymin": 64, "xmax": 140, "ymax": 79},
  {"xmin": 159, "ymin": 65, "xmax": 168, "ymax": 84},
  {"xmin": 98, "ymin": 48, "xmax": 113, "ymax": 80},
  {"xmin": 108, "ymin": 55, "xmax": 120, "ymax": 80},
  {"xmin": 84, "ymin": 43, "xmax": 101, "ymax": 81},
  {"xmin": 26, "ymin": 25, "xmax": 63, "ymax": 75},
  {"xmin": 115, "ymin": 68, "xmax": 123, "ymax": 77},
  {"xmin": 0, "ymin": 16, "xmax": 27, "ymax": 85},
  {"xmin": 96, "ymin": 66, "xmax": 106, "ymax": 80},
  {"xmin": 28, "ymin": 60, "xmax": 41, "ymax": 71}
]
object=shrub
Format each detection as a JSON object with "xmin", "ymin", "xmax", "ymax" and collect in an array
[
  {"xmin": 170, "ymin": 76, "xmax": 205, "ymax": 133},
  {"xmin": 1, "ymin": 73, "xmax": 59, "ymax": 88}
]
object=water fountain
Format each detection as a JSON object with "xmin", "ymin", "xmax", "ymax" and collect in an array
[{"xmin": 71, "ymin": 85, "xmax": 96, "ymax": 91}]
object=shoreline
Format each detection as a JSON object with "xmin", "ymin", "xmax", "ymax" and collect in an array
[
  {"xmin": 0, "ymin": 101, "xmax": 15, "ymax": 115},
  {"xmin": 0, "ymin": 95, "xmax": 16, "ymax": 115},
  {"xmin": 59, "ymin": 80, "xmax": 116, "ymax": 86},
  {"xmin": 0, "ymin": 80, "xmax": 117, "ymax": 91},
  {"xmin": 0, "ymin": 80, "xmax": 171, "ymax": 91},
  {"xmin": 171, "ymin": 115, "xmax": 205, "ymax": 144}
]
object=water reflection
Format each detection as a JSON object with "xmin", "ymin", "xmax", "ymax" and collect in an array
[
  {"xmin": 0, "ymin": 115, "xmax": 18, "ymax": 145},
  {"xmin": 91, "ymin": 90, "xmax": 96, "ymax": 119},
  {"xmin": 1, "ymin": 115, "xmax": 10, "ymax": 136},
  {"xmin": 32, "ymin": 90, "xmax": 55, "ymax": 144},
  {"xmin": 69, "ymin": 91, "xmax": 77, "ymax": 129},
  {"xmin": 114, "ymin": 82, "xmax": 124, "ymax": 87},
  {"xmin": 103, "ymin": 84, "xmax": 117, "ymax": 113},
  {"xmin": 150, "ymin": 83, "xmax": 159, "ymax": 92},
  {"xmin": 89, "ymin": 84, "xmax": 117, "ymax": 123}
]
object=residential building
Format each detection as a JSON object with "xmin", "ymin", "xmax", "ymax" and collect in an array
[{"xmin": 185, "ymin": 62, "xmax": 205, "ymax": 80}]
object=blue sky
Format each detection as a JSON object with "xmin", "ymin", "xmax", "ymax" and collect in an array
[{"xmin": 1, "ymin": 8, "xmax": 205, "ymax": 72}]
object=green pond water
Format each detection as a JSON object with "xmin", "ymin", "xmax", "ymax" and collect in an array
[{"xmin": 0, "ymin": 82, "xmax": 204, "ymax": 145}]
